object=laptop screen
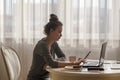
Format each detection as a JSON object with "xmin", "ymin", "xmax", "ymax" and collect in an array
[
  {"xmin": 99, "ymin": 42, "xmax": 107, "ymax": 65},
  {"xmin": 81, "ymin": 42, "xmax": 107, "ymax": 67}
]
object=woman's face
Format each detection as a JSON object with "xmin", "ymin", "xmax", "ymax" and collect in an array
[{"xmin": 50, "ymin": 26, "xmax": 62, "ymax": 41}]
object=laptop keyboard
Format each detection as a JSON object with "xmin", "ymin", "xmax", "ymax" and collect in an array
[{"xmin": 83, "ymin": 61, "xmax": 99, "ymax": 66}]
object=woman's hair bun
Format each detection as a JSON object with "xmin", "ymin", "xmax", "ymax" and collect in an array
[{"xmin": 49, "ymin": 14, "xmax": 59, "ymax": 22}]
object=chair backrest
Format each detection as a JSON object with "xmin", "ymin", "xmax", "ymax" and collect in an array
[{"xmin": 1, "ymin": 46, "xmax": 21, "ymax": 80}]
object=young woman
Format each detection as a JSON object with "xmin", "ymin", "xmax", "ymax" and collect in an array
[{"xmin": 27, "ymin": 14, "xmax": 84, "ymax": 80}]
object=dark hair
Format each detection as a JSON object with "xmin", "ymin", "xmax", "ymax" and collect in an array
[{"xmin": 44, "ymin": 14, "xmax": 63, "ymax": 35}]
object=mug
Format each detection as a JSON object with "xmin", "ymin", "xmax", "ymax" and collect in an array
[{"xmin": 69, "ymin": 56, "xmax": 76, "ymax": 62}]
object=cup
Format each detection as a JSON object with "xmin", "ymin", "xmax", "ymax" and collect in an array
[{"xmin": 69, "ymin": 56, "xmax": 76, "ymax": 63}]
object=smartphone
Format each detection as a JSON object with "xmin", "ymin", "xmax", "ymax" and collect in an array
[{"xmin": 84, "ymin": 51, "xmax": 91, "ymax": 59}]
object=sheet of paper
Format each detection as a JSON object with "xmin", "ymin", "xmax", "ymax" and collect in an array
[{"xmin": 111, "ymin": 64, "xmax": 120, "ymax": 69}]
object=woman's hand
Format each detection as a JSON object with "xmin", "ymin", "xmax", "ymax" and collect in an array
[
  {"xmin": 75, "ymin": 58, "xmax": 86, "ymax": 65},
  {"xmin": 78, "ymin": 58, "xmax": 86, "ymax": 62}
]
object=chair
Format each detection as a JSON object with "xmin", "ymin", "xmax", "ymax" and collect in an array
[{"xmin": 1, "ymin": 46, "xmax": 21, "ymax": 80}]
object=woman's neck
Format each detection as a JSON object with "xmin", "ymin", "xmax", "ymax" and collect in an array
[{"xmin": 45, "ymin": 36, "xmax": 54, "ymax": 50}]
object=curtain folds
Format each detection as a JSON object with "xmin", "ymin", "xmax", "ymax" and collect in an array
[
  {"xmin": 1, "ymin": 0, "xmax": 120, "ymax": 80},
  {"xmin": 0, "ymin": 0, "xmax": 120, "ymax": 48}
]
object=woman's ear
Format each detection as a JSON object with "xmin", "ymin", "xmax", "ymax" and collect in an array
[{"xmin": 50, "ymin": 29, "xmax": 54, "ymax": 33}]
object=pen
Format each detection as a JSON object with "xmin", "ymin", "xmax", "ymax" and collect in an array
[{"xmin": 84, "ymin": 51, "xmax": 91, "ymax": 59}]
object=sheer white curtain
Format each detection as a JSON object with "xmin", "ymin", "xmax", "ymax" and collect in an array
[
  {"xmin": 0, "ymin": 0, "xmax": 120, "ymax": 48},
  {"xmin": 54, "ymin": 0, "xmax": 120, "ymax": 49},
  {"xmin": 0, "ymin": 0, "xmax": 120, "ymax": 80},
  {"xmin": 0, "ymin": 0, "xmax": 53, "ymax": 80},
  {"xmin": 0, "ymin": 0, "xmax": 53, "ymax": 45}
]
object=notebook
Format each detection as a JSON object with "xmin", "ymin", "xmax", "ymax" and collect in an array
[{"xmin": 81, "ymin": 42, "xmax": 107, "ymax": 67}]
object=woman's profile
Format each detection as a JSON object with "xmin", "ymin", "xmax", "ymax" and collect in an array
[{"xmin": 27, "ymin": 14, "xmax": 84, "ymax": 80}]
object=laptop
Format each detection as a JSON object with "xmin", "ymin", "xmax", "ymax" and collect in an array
[{"xmin": 81, "ymin": 42, "xmax": 107, "ymax": 67}]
